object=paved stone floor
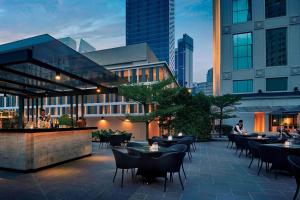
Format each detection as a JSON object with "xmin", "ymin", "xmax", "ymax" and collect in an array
[{"xmin": 0, "ymin": 140, "xmax": 297, "ymax": 200}]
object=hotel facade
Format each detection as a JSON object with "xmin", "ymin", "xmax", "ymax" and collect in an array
[{"xmin": 213, "ymin": 0, "xmax": 300, "ymax": 133}]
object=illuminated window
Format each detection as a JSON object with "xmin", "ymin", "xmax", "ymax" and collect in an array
[
  {"xmin": 233, "ymin": 32, "xmax": 252, "ymax": 70},
  {"xmin": 233, "ymin": 0, "xmax": 252, "ymax": 24},
  {"xmin": 233, "ymin": 79, "xmax": 253, "ymax": 93}
]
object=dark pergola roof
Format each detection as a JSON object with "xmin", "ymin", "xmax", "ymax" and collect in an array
[{"xmin": 0, "ymin": 34, "xmax": 126, "ymax": 97}]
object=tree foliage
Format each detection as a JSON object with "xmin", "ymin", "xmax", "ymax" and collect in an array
[
  {"xmin": 171, "ymin": 89, "xmax": 212, "ymax": 140},
  {"xmin": 210, "ymin": 94, "xmax": 240, "ymax": 136},
  {"xmin": 118, "ymin": 78, "xmax": 176, "ymax": 139}
]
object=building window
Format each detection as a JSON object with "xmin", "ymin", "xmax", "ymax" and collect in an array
[
  {"xmin": 131, "ymin": 69, "xmax": 137, "ymax": 83},
  {"xmin": 0, "ymin": 97, "xmax": 4, "ymax": 107},
  {"xmin": 266, "ymin": 27, "xmax": 287, "ymax": 67},
  {"xmin": 232, "ymin": 0, "xmax": 252, "ymax": 24},
  {"xmin": 233, "ymin": 79, "xmax": 253, "ymax": 93},
  {"xmin": 266, "ymin": 77, "xmax": 287, "ymax": 91},
  {"xmin": 87, "ymin": 106, "xmax": 97, "ymax": 114},
  {"xmin": 233, "ymin": 32, "xmax": 252, "ymax": 70},
  {"xmin": 265, "ymin": 0, "xmax": 286, "ymax": 18}
]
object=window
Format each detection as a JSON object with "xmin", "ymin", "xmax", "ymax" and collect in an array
[
  {"xmin": 233, "ymin": 32, "xmax": 252, "ymax": 70},
  {"xmin": 233, "ymin": 0, "xmax": 252, "ymax": 24},
  {"xmin": 131, "ymin": 69, "xmax": 137, "ymax": 83},
  {"xmin": 265, "ymin": 0, "xmax": 286, "ymax": 18},
  {"xmin": 0, "ymin": 97, "xmax": 4, "ymax": 107},
  {"xmin": 266, "ymin": 28, "xmax": 287, "ymax": 66},
  {"xmin": 266, "ymin": 77, "xmax": 287, "ymax": 91},
  {"xmin": 233, "ymin": 80, "xmax": 253, "ymax": 93},
  {"xmin": 87, "ymin": 106, "xmax": 97, "ymax": 114}
]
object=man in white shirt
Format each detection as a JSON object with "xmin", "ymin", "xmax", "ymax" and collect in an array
[{"xmin": 233, "ymin": 120, "xmax": 246, "ymax": 135}]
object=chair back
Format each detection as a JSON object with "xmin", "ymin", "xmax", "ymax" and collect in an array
[
  {"xmin": 177, "ymin": 139, "xmax": 191, "ymax": 152},
  {"xmin": 167, "ymin": 144, "xmax": 187, "ymax": 153},
  {"xmin": 259, "ymin": 145, "xmax": 288, "ymax": 169},
  {"xmin": 155, "ymin": 152, "xmax": 185, "ymax": 173},
  {"xmin": 288, "ymin": 155, "xmax": 300, "ymax": 181},
  {"xmin": 110, "ymin": 135, "xmax": 124, "ymax": 146},
  {"xmin": 248, "ymin": 141, "xmax": 261, "ymax": 157},
  {"xmin": 127, "ymin": 142, "xmax": 145, "ymax": 148},
  {"xmin": 228, "ymin": 133, "xmax": 235, "ymax": 142},
  {"xmin": 112, "ymin": 148, "xmax": 139, "ymax": 169}
]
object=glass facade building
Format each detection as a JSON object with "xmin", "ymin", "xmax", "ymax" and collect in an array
[
  {"xmin": 175, "ymin": 34, "xmax": 193, "ymax": 87},
  {"xmin": 126, "ymin": 0, "xmax": 175, "ymax": 73}
]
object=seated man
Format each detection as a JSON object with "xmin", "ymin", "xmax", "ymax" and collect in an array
[{"xmin": 233, "ymin": 120, "xmax": 246, "ymax": 135}]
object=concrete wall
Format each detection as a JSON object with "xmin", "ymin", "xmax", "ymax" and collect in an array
[{"xmin": 0, "ymin": 129, "xmax": 92, "ymax": 171}]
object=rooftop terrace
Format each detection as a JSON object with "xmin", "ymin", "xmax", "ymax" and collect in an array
[{"xmin": 0, "ymin": 140, "xmax": 295, "ymax": 200}]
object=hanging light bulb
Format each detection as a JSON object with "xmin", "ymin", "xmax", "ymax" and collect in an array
[
  {"xmin": 55, "ymin": 71, "xmax": 61, "ymax": 81},
  {"xmin": 96, "ymin": 86, "xmax": 101, "ymax": 93}
]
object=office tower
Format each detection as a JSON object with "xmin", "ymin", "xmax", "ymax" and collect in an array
[
  {"xmin": 175, "ymin": 34, "xmax": 193, "ymax": 87},
  {"xmin": 126, "ymin": 0, "xmax": 175, "ymax": 73},
  {"xmin": 213, "ymin": 0, "xmax": 300, "ymax": 132}
]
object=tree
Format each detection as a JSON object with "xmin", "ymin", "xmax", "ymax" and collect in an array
[
  {"xmin": 118, "ymin": 78, "xmax": 175, "ymax": 139},
  {"xmin": 171, "ymin": 89, "xmax": 212, "ymax": 140},
  {"xmin": 211, "ymin": 94, "xmax": 240, "ymax": 137}
]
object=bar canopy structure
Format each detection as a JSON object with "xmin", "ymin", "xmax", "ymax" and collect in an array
[
  {"xmin": 0, "ymin": 34, "xmax": 125, "ymax": 97},
  {"xmin": 0, "ymin": 34, "xmax": 126, "ymax": 128}
]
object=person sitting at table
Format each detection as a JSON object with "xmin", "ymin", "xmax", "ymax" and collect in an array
[{"xmin": 233, "ymin": 120, "xmax": 246, "ymax": 135}]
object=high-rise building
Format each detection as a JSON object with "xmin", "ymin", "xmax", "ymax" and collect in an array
[
  {"xmin": 126, "ymin": 0, "xmax": 175, "ymax": 73},
  {"xmin": 79, "ymin": 39, "xmax": 96, "ymax": 53},
  {"xmin": 213, "ymin": 0, "xmax": 300, "ymax": 132},
  {"xmin": 206, "ymin": 68, "xmax": 213, "ymax": 83},
  {"xmin": 175, "ymin": 34, "xmax": 193, "ymax": 87}
]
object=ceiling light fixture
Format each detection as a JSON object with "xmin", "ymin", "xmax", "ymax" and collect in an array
[
  {"xmin": 55, "ymin": 72, "xmax": 61, "ymax": 81},
  {"xmin": 96, "ymin": 86, "xmax": 101, "ymax": 93}
]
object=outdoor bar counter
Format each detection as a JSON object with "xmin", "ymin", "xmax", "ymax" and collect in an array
[{"xmin": 0, "ymin": 127, "xmax": 97, "ymax": 171}]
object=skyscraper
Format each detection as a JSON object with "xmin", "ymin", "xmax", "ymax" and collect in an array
[
  {"xmin": 126, "ymin": 0, "xmax": 175, "ymax": 73},
  {"xmin": 175, "ymin": 34, "xmax": 193, "ymax": 87}
]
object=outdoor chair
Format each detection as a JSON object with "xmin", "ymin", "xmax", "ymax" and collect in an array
[
  {"xmin": 235, "ymin": 136, "xmax": 249, "ymax": 157},
  {"xmin": 288, "ymin": 155, "xmax": 300, "ymax": 200},
  {"xmin": 258, "ymin": 145, "xmax": 289, "ymax": 177},
  {"xmin": 111, "ymin": 148, "xmax": 140, "ymax": 187},
  {"xmin": 153, "ymin": 152, "xmax": 186, "ymax": 192},
  {"xmin": 98, "ymin": 134, "xmax": 106, "ymax": 149},
  {"xmin": 247, "ymin": 141, "xmax": 261, "ymax": 169},
  {"xmin": 183, "ymin": 135, "xmax": 197, "ymax": 151},
  {"xmin": 166, "ymin": 144, "xmax": 188, "ymax": 179},
  {"xmin": 110, "ymin": 135, "xmax": 124, "ymax": 147},
  {"xmin": 152, "ymin": 136, "xmax": 169, "ymax": 147},
  {"xmin": 127, "ymin": 142, "xmax": 145, "ymax": 148},
  {"xmin": 177, "ymin": 138, "xmax": 193, "ymax": 161},
  {"xmin": 227, "ymin": 133, "xmax": 235, "ymax": 148}
]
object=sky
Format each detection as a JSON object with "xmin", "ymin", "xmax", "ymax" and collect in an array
[{"xmin": 0, "ymin": 0, "xmax": 212, "ymax": 82}]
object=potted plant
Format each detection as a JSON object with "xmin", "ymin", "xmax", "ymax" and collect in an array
[{"xmin": 59, "ymin": 114, "xmax": 73, "ymax": 128}]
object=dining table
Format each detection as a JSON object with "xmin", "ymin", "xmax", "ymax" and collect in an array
[
  {"xmin": 263, "ymin": 143, "xmax": 300, "ymax": 156},
  {"xmin": 127, "ymin": 145, "xmax": 171, "ymax": 158},
  {"xmin": 245, "ymin": 136, "xmax": 271, "ymax": 144},
  {"xmin": 126, "ymin": 145, "xmax": 174, "ymax": 183}
]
